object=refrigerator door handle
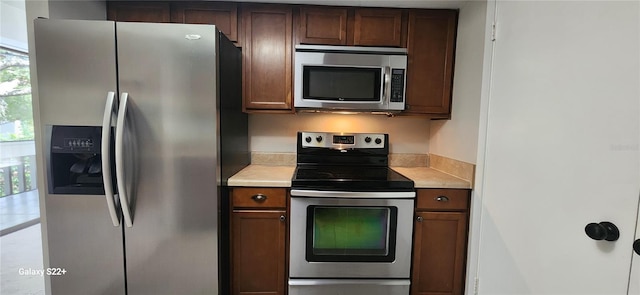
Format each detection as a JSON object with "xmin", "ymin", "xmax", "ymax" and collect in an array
[
  {"xmin": 101, "ymin": 92, "xmax": 120, "ymax": 227},
  {"xmin": 116, "ymin": 92, "xmax": 134, "ymax": 228}
]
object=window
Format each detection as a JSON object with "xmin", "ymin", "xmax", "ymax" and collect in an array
[
  {"xmin": 0, "ymin": 47, "xmax": 33, "ymax": 141},
  {"xmin": 0, "ymin": 47, "xmax": 36, "ymax": 197}
]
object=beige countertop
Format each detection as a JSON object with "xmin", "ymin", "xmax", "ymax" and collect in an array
[
  {"xmin": 227, "ymin": 165, "xmax": 471, "ymax": 189},
  {"xmin": 391, "ymin": 167, "xmax": 471, "ymax": 189},
  {"xmin": 227, "ymin": 165, "xmax": 296, "ymax": 187}
]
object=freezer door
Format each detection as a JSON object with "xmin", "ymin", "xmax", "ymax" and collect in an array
[
  {"xmin": 34, "ymin": 19, "xmax": 119, "ymax": 127},
  {"xmin": 115, "ymin": 22, "xmax": 221, "ymax": 294},
  {"xmin": 34, "ymin": 19, "xmax": 126, "ymax": 294}
]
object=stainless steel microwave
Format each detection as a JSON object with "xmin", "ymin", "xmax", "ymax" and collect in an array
[{"xmin": 294, "ymin": 45, "xmax": 408, "ymax": 113}]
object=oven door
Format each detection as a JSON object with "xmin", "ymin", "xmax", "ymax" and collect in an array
[{"xmin": 289, "ymin": 190, "xmax": 415, "ymax": 279}]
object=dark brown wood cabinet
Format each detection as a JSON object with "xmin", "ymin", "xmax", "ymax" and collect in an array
[
  {"xmin": 405, "ymin": 10, "xmax": 458, "ymax": 117},
  {"xmin": 107, "ymin": 2, "xmax": 170, "ymax": 23},
  {"xmin": 241, "ymin": 4, "xmax": 293, "ymax": 112},
  {"xmin": 296, "ymin": 7, "xmax": 404, "ymax": 47},
  {"xmin": 230, "ymin": 187, "xmax": 288, "ymax": 295},
  {"xmin": 298, "ymin": 6, "xmax": 348, "ymax": 45},
  {"xmin": 170, "ymin": 2, "xmax": 238, "ymax": 42},
  {"xmin": 104, "ymin": 2, "xmax": 459, "ymax": 116},
  {"xmin": 354, "ymin": 8, "xmax": 404, "ymax": 47},
  {"xmin": 412, "ymin": 189, "xmax": 470, "ymax": 295}
]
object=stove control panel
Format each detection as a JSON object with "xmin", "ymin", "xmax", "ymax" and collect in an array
[{"xmin": 300, "ymin": 132, "xmax": 386, "ymax": 149}]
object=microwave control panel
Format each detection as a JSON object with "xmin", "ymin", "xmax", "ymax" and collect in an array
[{"xmin": 390, "ymin": 69, "xmax": 406, "ymax": 103}]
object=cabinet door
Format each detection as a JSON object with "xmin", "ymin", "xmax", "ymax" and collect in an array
[
  {"xmin": 298, "ymin": 7, "xmax": 348, "ymax": 45},
  {"xmin": 242, "ymin": 5, "xmax": 293, "ymax": 111},
  {"xmin": 354, "ymin": 8, "xmax": 403, "ymax": 47},
  {"xmin": 170, "ymin": 2, "xmax": 238, "ymax": 42},
  {"xmin": 107, "ymin": 1, "xmax": 170, "ymax": 23},
  {"xmin": 412, "ymin": 211, "xmax": 468, "ymax": 295},
  {"xmin": 232, "ymin": 210, "xmax": 287, "ymax": 295},
  {"xmin": 405, "ymin": 10, "xmax": 457, "ymax": 116}
]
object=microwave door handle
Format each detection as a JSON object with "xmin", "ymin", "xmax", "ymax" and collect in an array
[{"xmin": 383, "ymin": 66, "xmax": 391, "ymax": 102}]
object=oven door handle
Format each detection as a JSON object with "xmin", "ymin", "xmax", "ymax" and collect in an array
[
  {"xmin": 290, "ymin": 189, "xmax": 415, "ymax": 199},
  {"xmin": 289, "ymin": 279, "xmax": 410, "ymax": 286}
]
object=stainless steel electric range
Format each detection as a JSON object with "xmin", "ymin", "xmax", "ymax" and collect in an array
[{"xmin": 289, "ymin": 131, "xmax": 415, "ymax": 295}]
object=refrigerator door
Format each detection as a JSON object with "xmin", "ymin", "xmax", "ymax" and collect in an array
[
  {"xmin": 115, "ymin": 22, "xmax": 221, "ymax": 294},
  {"xmin": 34, "ymin": 19, "xmax": 126, "ymax": 294}
]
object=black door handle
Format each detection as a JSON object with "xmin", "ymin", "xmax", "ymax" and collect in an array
[
  {"xmin": 585, "ymin": 221, "xmax": 620, "ymax": 241},
  {"xmin": 634, "ymin": 239, "xmax": 640, "ymax": 255}
]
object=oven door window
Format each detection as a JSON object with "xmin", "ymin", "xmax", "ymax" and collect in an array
[
  {"xmin": 302, "ymin": 66, "xmax": 382, "ymax": 102},
  {"xmin": 306, "ymin": 206, "xmax": 397, "ymax": 262}
]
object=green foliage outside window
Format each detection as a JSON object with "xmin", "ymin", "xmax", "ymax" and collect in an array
[{"xmin": 1, "ymin": 47, "xmax": 34, "ymax": 141}]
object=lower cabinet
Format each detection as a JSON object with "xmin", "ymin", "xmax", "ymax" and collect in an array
[
  {"xmin": 412, "ymin": 189, "xmax": 471, "ymax": 295},
  {"xmin": 230, "ymin": 187, "xmax": 288, "ymax": 295},
  {"xmin": 229, "ymin": 187, "xmax": 470, "ymax": 295}
]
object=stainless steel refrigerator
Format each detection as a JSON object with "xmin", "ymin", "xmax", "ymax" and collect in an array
[{"xmin": 33, "ymin": 19, "xmax": 248, "ymax": 294}]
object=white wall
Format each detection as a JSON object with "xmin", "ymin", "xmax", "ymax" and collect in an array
[
  {"xmin": 249, "ymin": 113, "xmax": 431, "ymax": 153},
  {"xmin": 47, "ymin": 0, "xmax": 105, "ymax": 20},
  {"xmin": 428, "ymin": 0, "xmax": 487, "ymax": 164},
  {"xmin": 1, "ymin": 0, "xmax": 28, "ymax": 51}
]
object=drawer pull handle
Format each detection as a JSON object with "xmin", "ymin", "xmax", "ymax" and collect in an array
[
  {"xmin": 251, "ymin": 194, "xmax": 267, "ymax": 202},
  {"xmin": 280, "ymin": 215, "xmax": 286, "ymax": 222},
  {"xmin": 435, "ymin": 196, "xmax": 450, "ymax": 202},
  {"xmin": 416, "ymin": 216, "xmax": 423, "ymax": 222}
]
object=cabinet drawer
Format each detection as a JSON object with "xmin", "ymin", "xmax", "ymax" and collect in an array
[
  {"xmin": 232, "ymin": 188, "xmax": 287, "ymax": 209},
  {"xmin": 416, "ymin": 189, "xmax": 469, "ymax": 211}
]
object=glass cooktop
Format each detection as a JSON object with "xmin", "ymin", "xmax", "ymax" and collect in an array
[{"xmin": 292, "ymin": 165, "xmax": 414, "ymax": 192}]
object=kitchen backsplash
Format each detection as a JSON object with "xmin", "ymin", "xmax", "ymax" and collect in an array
[
  {"xmin": 250, "ymin": 152, "xmax": 430, "ymax": 167},
  {"xmin": 249, "ymin": 113, "xmax": 431, "ymax": 153}
]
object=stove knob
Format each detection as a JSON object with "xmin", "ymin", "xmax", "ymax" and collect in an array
[
  {"xmin": 305, "ymin": 136, "xmax": 312, "ymax": 143},
  {"xmin": 316, "ymin": 136, "xmax": 323, "ymax": 142},
  {"xmin": 365, "ymin": 137, "xmax": 372, "ymax": 143},
  {"xmin": 375, "ymin": 138, "xmax": 382, "ymax": 144}
]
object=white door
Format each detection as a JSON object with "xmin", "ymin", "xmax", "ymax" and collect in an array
[
  {"xmin": 475, "ymin": 1, "xmax": 640, "ymax": 294},
  {"xmin": 631, "ymin": 201, "xmax": 640, "ymax": 294}
]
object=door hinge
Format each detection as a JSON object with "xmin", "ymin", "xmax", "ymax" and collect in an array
[
  {"xmin": 491, "ymin": 23, "xmax": 496, "ymax": 41},
  {"xmin": 474, "ymin": 277, "xmax": 480, "ymax": 295}
]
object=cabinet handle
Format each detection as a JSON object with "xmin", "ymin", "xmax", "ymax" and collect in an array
[
  {"xmin": 633, "ymin": 239, "xmax": 640, "ymax": 255},
  {"xmin": 416, "ymin": 216, "xmax": 423, "ymax": 222},
  {"xmin": 251, "ymin": 194, "xmax": 267, "ymax": 202},
  {"xmin": 280, "ymin": 215, "xmax": 286, "ymax": 222},
  {"xmin": 435, "ymin": 196, "xmax": 450, "ymax": 202}
]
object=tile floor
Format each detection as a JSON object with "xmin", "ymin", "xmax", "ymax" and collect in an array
[
  {"xmin": 0, "ymin": 191, "xmax": 45, "ymax": 294},
  {"xmin": 1, "ymin": 190, "xmax": 40, "ymax": 235},
  {"xmin": 0, "ymin": 224, "xmax": 45, "ymax": 295}
]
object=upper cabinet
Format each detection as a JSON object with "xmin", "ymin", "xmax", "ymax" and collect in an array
[
  {"xmin": 107, "ymin": 2, "xmax": 171, "ymax": 23},
  {"xmin": 296, "ymin": 6, "xmax": 405, "ymax": 47},
  {"xmin": 105, "ymin": 2, "xmax": 458, "ymax": 117},
  {"xmin": 298, "ymin": 6, "xmax": 348, "ymax": 45},
  {"xmin": 405, "ymin": 10, "xmax": 458, "ymax": 117},
  {"xmin": 170, "ymin": 2, "xmax": 238, "ymax": 43},
  {"xmin": 353, "ymin": 8, "xmax": 404, "ymax": 47},
  {"xmin": 241, "ymin": 4, "xmax": 293, "ymax": 112}
]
